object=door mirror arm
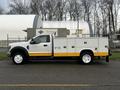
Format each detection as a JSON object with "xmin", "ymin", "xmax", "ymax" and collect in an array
[{"xmin": 30, "ymin": 39, "xmax": 36, "ymax": 44}]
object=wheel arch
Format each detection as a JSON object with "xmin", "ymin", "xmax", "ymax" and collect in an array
[
  {"xmin": 80, "ymin": 49, "xmax": 94, "ymax": 56},
  {"xmin": 10, "ymin": 46, "xmax": 29, "ymax": 57}
]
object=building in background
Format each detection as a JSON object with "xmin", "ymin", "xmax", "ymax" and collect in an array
[
  {"xmin": 0, "ymin": 15, "xmax": 90, "ymax": 47},
  {"xmin": 0, "ymin": 15, "xmax": 35, "ymax": 40},
  {"xmin": 25, "ymin": 15, "xmax": 90, "ymax": 39}
]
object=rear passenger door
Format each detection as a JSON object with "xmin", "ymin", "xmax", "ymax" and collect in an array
[{"xmin": 67, "ymin": 39, "xmax": 77, "ymax": 56}]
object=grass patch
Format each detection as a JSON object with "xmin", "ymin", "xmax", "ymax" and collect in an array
[
  {"xmin": 0, "ymin": 52, "xmax": 8, "ymax": 60},
  {"xmin": 110, "ymin": 52, "xmax": 120, "ymax": 60}
]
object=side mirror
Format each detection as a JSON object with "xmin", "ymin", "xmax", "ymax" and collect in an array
[{"xmin": 30, "ymin": 39, "xmax": 36, "ymax": 44}]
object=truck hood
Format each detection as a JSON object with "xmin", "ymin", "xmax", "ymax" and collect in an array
[{"xmin": 9, "ymin": 42, "xmax": 29, "ymax": 47}]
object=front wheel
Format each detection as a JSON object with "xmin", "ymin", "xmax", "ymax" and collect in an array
[
  {"xmin": 12, "ymin": 53, "xmax": 25, "ymax": 65},
  {"xmin": 80, "ymin": 52, "xmax": 93, "ymax": 64}
]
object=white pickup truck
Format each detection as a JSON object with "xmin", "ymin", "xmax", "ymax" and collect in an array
[{"xmin": 8, "ymin": 34, "xmax": 110, "ymax": 64}]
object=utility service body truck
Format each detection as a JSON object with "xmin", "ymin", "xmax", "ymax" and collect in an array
[{"xmin": 8, "ymin": 32, "xmax": 110, "ymax": 65}]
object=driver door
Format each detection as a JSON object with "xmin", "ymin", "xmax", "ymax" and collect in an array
[{"xmin": 28, "ymin": 35, "xmax": 52, "ymax": 57}]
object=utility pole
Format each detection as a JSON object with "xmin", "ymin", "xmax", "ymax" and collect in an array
[{"xmin": 77, "ymin": 13, "xmax": 79, "ymax": 37}]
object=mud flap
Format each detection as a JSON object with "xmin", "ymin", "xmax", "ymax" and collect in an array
[{"xmin": 106, "ymin": 56, "xmax": 109, "ymax": 62}]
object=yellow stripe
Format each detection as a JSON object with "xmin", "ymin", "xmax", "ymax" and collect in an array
[
  {"xmin": 29, "ymin": 53, "xmax": 51, "ymax": 56},
  {"xmin": 54, "ymin": 52, "xmax": 67, "ymax": 57},
  {"xmin": 29, "ymin": 52, "xmax": 108, "ymax": 57},
  {"xmin": 54, "ymin": 53, "xmax": 80, "ymax": 57},
  {"xmin": 94, "ymin": 52, "xmax": 108, "ymax": 56},
  {"xmin": 68, "ymin": 53, "xmax": 80, "ymax": 56}
]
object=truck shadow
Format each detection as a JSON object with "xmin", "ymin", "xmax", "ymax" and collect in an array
[{"xmin": 27, "ymin": 59, "xmax": 108, "ymax": 66}]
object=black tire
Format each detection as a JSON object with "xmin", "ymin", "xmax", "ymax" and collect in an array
[
  {"xmin": 12, "ymin": 52, "xmax": 26, "ymax": 65},
  {"xmin": 80, "ymin": 52, "xmax": 94, "ymax": 64}
]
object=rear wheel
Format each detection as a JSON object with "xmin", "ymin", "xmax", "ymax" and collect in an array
[
  {"xmin": 12, "ymin": 53, "xmax": 25, "ymax": 65},
  {"xmin": 80, "ymin": 52, "xmax": 93, "ymax": 64}
]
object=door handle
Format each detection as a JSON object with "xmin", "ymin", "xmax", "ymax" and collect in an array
[
  {"xmin": 63, "ymin": 46, "xmax": 67, "ymax": 48},
  {"xmin": 84, "ymin": 42, "xmax": 87, "ymax": 44},
  {"xmin": 72, "ymin": 46, "xmax": 75, "ymax": 48},
  {"xmin": 43, "ymin": 44, "xmax": 48, "ymax": 47}
]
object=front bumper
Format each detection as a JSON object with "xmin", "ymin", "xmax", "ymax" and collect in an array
[{"xmin": 7, "ymin": 52, "xmax": 11, "ymax": 57}]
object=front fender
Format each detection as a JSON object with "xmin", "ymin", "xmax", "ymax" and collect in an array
[{"xmin": 10, "ymin": 46, "xmax": 29, "ymax": 57}]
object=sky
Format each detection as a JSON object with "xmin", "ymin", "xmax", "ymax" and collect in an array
[
  {"xmin": 0, "ymin": 15, "xmax": 35, "ymax": 40},
  {"xmin": 0, "ymin": 0, "xmax": 10, "ymax": 13},
  {"xmin": 0, "ymin": 0, "xmax": 9, "ymax": 10},
  {"xmin": 0, "ymin": 0, "xmax": 30, "ymax": 12}
]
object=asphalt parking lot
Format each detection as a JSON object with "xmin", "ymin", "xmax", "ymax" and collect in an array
[{"xmin": 0, "ymin": 60, "xmax": 120, "ymax": 90}]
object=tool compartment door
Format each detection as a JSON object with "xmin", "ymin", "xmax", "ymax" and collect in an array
[
  {"xmin": 54, "ymin": 38, "xmax": 67, "ymax": 57},
  {"xmin": 97, "ymin": 37, "xmax": 109, "ymax": 56},
  {"xmin": 67, "ymin": 38, "xmax": 78, "ymax": 56}
]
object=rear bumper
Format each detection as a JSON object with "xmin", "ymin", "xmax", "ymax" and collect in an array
[{"xmin": 109, "ymin": 49, "xmax": 112, "ymax": 56}]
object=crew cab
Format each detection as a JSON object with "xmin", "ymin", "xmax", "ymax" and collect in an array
[{"xmin": 8, "ymin": 34, "xmax": 110, "ymax": 64}]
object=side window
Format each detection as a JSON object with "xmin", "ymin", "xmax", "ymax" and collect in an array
[{"xmin": 34, "ymin": 35, "xmax": 50, "ymax": 44}]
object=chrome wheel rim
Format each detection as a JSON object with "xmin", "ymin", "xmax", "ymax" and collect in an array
[
  {"xmin": 14, "ymin": 54, "xmax": 23, "ymax": 64},
  {"xmin": 82, "ymin": 54, "xmax": 91, "ymax": 64}
]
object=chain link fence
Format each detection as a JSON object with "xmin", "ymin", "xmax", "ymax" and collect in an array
[
  {"xmin": 0, "ymin": 35, "xmax": 27, "ymax": 52},
  {"xmin": 0, "ymin": 38, "xmax": 27, "ymax": 47}
]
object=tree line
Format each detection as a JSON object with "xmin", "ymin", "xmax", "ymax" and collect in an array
[{"xmin": 0, "ymin": 0, "xmax": 120, "ymax": 36}]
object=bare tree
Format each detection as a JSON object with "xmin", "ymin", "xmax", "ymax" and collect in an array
[
  {"xmin": 30, "ymin": 0, "xmax": 43, "ymax": 14},
  {"xmin": 54, "ymin": 0, "xmax": 67, "ymax": 21},
  {"xmin": 9, "ymin": 0, "xmax": 31, "ymax": 14},
  {"xmin": 96, "ymin": 0, "xmax": 119, "ymax": 36},
  {"xmin": 7, "ymin": 0, "xmax": 120, "ymax": 38},
  {"xmin": 0, "ymin": 6, "xmax": 3, "ymax": 14},
  {"xmin": 98, "ymin": 0, "xmax": 109, "ymax": 36},
  {"xmin": 107, "ymin": 0, "xmax": 115, "ymax": 34},
  {"xmin": 30, "ymin": 0, "xmax": 47, "ymax": 20},
  {"xmin": 67, "ymin": 0, "xmax": 83, "ymax": 21},
  {"xmin": 44, "ymin": 0, "xmax": 59, "ymax": 20},
  {"xmin": 31, "ymin": 0, "xmax": 58, "ymax": 20},
  {"xmin": 113, "ymin": 0, "xmax": 120, "ymax": 33},
  {"xmin": 93, "ymin": 0, "xmax": 101, "ymax": 36},
  {"xmin": 81, "ymin": 0, "xmax": 94, "ymax": 36}
]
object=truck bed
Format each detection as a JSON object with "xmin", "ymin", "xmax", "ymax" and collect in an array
[{"xmin": 53, "ymin": 37, "xmax": 108, "ymax": 57}]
